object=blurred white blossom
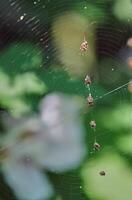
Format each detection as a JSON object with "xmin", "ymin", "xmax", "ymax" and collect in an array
[{"xmin": 1, "ymin": 93, "xmax": 86, "ymax": 200}]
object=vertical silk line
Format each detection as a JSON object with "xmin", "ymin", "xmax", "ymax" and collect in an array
[{"xmin": 85, "ymin": 75, "xmax": 100, "ymax": 152}]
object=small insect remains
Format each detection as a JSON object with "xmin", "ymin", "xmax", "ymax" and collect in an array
[
  {"xmin": 80, "ymin": 36, "xmax": 88, "ymax": 52},
  {"xmin": 84, "ymin": 72, "xmax": 104, "ymax": 175},
  {"xmin": 93, "ymin": 142, "xmax": 100, "ymax": 151},
  {"xmin": 99, "ymin": 171, "xmax": 106, "ymax": 176},
  {"xmin": 85, "ymin": 75, "xmax": 91, "ymax": 86},
  {"xmin": 89, "ymin": 120, "xmax": 96, "ymax": 128},
  {"xmin": 87, "ymin": 94, "xmax": 94, "ymax": 106}
]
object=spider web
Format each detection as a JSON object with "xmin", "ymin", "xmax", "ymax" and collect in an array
[{"xmin": 0, "ymin": 0, "xmax": 131, "ymax": 200}]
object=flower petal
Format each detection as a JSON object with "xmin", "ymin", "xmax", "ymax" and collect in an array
[
  {"xmin": 38, "ymin": 93, "xmax": 86, "ymax": 172},
  {"xmin": 2, "ymin": 158, "xmax": 54, "ymax": 200},
  {"xmin": 2, "ymin": 118, "xmax": 48, "ymax": 160}
]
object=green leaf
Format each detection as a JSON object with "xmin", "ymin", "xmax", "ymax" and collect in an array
[
  {"xmin": 0, "ymin": 43, "xmax": 43, "ymax": 74},
  {"xmin": 98, "ymin": 104, "xmax": 132, "ymax": 131},
  {"xmin": 0, "ymin": 70, "xmax": 47, "ymax": 116},
  {"xmin": 117, "ymin": 134, "xmax": 132, "ymax": 154},
  {"xmin": 74, "ymin": 2, "xmax": 106, "ymax": 24},
  {"xmin": 14, "ymin": 72, "xmax": 47, "ymax": 95},
  {"xmin": 82, "ymin": 153, "xmax": 132, "ymax": 200}
]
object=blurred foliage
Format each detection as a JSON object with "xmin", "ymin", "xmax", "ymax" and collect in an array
[
  {"xmin": 117, "ymin": 134, "xmax": 132, "ymax": 155},
  {"xmin": 99, "ymin": 104, "xmax": 132, "ymax": 131},
  {"xmin": 82, "ymin": 153, "xmax": 132, "ymax": 200},
  {"xmin": 113, "ymin": 0, "xmax": 132, "ymax": 22},
  {"xmin": 0, "ymin": 0, "xmax": 132, "ymax": 199},
  {"xmin": 74, "ymin": 2, "xmax": 106, "ymax": 24},
  {"xmin": 0, "ymin": 43, "xmax": 47, "ymax": 116},
  {"xmin": 0, "ymin": 42, "xmax": 43, "ymax": 73}
]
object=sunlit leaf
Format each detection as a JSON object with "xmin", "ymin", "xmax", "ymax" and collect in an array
[
  {"xmin": 14, "ymin": 72, "xmax": 47, "ymax": 95},
  {"xmin": 82, "ymin": 153, "xmax": 132, "ymax": 200},
  {"xmin": 0, "ymin": 70, "xmax": 47, "ymax": 116},
  {"xmin": 99, "ymin": 104, "xmax": 132, "ymax": 131},
  {"xmin": 117, "ymin": 133, "xmax": 132, "ymax": 154}
]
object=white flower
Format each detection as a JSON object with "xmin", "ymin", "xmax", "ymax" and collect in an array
[
  {"xmin": 2, "ymin": 157, "xmax": 53, "ymax": 200},
  {"xmin": 1, "ymin": 93, "xmax": 86, "ymax": 200},
  {"xmin": 39, "ymin": 93, "xmax": 86, "ymax": 172}
]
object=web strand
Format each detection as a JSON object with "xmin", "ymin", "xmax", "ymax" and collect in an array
[{"xmin": 95, "ymin": 81, "xmax": 130, "ymax": 101}]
